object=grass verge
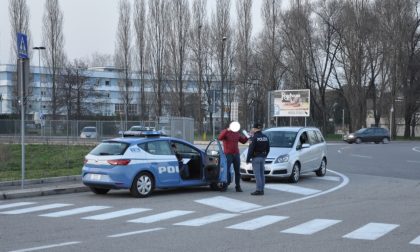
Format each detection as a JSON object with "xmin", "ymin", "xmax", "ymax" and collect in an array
[{"xmin": 0, "ymin": 144, "xmax": 92, "ymax": 182}]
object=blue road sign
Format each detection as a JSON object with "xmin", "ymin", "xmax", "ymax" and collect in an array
[{"xmin": 17, "ymin": 33, "xmax": 28, "ymax": 59}]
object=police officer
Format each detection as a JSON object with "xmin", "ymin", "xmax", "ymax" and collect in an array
[{"xmin": 246, "ymin": 122, "xmax": 270, "ymax": 196}]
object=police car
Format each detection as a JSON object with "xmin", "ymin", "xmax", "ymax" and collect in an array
[{"xmin": 82, "ymin": 131, "xmax": 230, "ymax": 197}]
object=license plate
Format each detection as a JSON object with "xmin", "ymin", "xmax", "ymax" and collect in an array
[{"xmin": 90, "ymin": 174, "xmax": 102, "ymax": 180}]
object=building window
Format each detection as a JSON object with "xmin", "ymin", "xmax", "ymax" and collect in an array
[
  {"xmin": 115, "ymin": 103, "xmax": 137, "ymax": 115},
  {"xmin": 105, "ymin": 80, "xmax": 110, "ymax": 86}
]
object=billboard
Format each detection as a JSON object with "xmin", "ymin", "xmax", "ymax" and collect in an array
[{"xmin": 273, "ymin": 89, "xmax": 310, "ymax": 117}]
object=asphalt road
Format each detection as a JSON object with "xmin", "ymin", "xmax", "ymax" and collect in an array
[{"xmin": 1, "ymin": 142, "xmax": 420, "ymax": 252}]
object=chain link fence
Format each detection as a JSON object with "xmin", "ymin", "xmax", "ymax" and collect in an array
[{"xmin": 0, "ymin": 117, "xmax": 195, "ymax": 144}]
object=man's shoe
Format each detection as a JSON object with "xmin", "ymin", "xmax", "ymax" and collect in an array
[
  {"xmin": 235, "ymin": 187, "xmax": 243, "ymax": 192},
  {"xmin": 250, "ymin": 191, "xmax": 264, "ymax": 196}
]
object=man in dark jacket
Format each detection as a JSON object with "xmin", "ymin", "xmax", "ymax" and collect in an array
[
  {"xmin": 218, "ymin": 122, "xmax": 248, "ymax": 192},
  {"xmin": 246, "ymin": 122, "xmax": 270, "ymax": 195}
]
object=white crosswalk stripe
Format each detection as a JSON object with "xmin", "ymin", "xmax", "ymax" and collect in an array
[
  {"xmin": 128, "ymin": 210, "xmax": 194, "ymax": 224},
  {"xmin": 342, "ymin": 223, "xmax": 399, "ymax": 240},
  {"xmin": 174, "ymin": 213, "xmax": 239, "ymax": 227},
  {"xmin": 410, "ymin": 235, "xmax": 420, "ymax": 245},
  {"xmin": 281, "ymin": 219, "xmax": 342, "ymax": 235},
  {"xmin": 0, "ymin": 203, "xmax": 72, "ymax": 214},
  {"xmin": 195, "ymin": 196, "xmax": 261, "ymax": 212},
  {"xmin": 82, "ymin": 208, "xmax": 151, "ymax": 220},
  {"xmin": 311, "ymin": 176, "xmax": 340, "ymax": 182},
  {"xmin": 0, "ymin": 202, "xmax": 35, "ymax": 210},
  {"xmin": 39, "ymin": 206, "xmax": 111, "ymax": 218},
  {"xmin": 226, "ymin": 215, "xmax": 289, "ymax": 230},
  {"xmin": 265, "ymin": 184, "xmax": 321, "ymax": 195}
]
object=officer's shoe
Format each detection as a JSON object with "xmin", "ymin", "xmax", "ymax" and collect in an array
[
  {"xmin": 250, "ymin": 191, "xmax": 264, "ymax": 196},
  {"xmin": 235, "ymin": 187, "xmax": 243, "ymax": 192}
]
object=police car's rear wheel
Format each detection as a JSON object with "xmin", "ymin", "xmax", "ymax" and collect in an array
[
  {"xmin": 131, "ymin": 172, "xmax": 154, "ymax": 198},
  {"xmin": 210, "ymin": 182, "xmax": 228, "ymax": 191},
  {"xmin": 90, "ymin": 187, "xmax": 110, "ymax": 195}
]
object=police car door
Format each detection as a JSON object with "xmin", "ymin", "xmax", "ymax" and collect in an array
[
  {"xmin": 140, "ymin": 140, "xmax": 180, "ymax": 186},
  {"xmin": 204, "ymin": 139, "xmax": 228, "ymax": 183}
]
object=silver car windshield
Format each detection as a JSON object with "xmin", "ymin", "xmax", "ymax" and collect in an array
[{"xmin": 264, "ymin": 131, "xmax": 297, "ymax": 148}]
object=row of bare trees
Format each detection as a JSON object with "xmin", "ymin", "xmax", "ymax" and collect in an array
[{"xmin": 9, "ymin": 0, "xmax": 420, "ymax": 137}]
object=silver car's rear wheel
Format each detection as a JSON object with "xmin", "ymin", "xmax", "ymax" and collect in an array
[
  {"xmin": 382, "ymin": 137, "xmax": 390, "ymax": 144},
  {"xmin": 289, "ymin": 162, "xmax": 300, "ymax": 183},
  {"xmin": 355, "ymin": 138, "xmax": 362, "ymax": 144},
  {"xmin": 316, "ymin": 158, "xmax": 327, "ymax": 177},
  {"xmin": 131, "ymin": 172, "xmax": 154, "ymax": 198}
]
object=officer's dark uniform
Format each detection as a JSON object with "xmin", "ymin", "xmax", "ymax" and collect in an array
[{"xmin": 246, "ymin": 124, "xmax": 270, "ymax": 195}]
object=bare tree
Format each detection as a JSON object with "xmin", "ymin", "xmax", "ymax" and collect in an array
[
  {"xmin": 256, "ymin": 0, "xmax": 283, "ymax": 126},
  {"xmin": 8, "ymin": 0, "xmax": 31, "ymax": 114},
  {"xmin": 114, "ymin": 0, "xmax": 133, "ymax": 127},
  {"xmin": 133, "ymin": 0, "xmax": 148, "ymax": 121},
  {"xmin": 42, "ymin": 0, "xmax": 66, "ymax": 120},
  {"xmin": 235, "ymin": 0, "xmax": 253, "ymax": 127},
  {"xmin": 190, "ymin": 0, "xmax": 207, "ymax": 135},
  {"xmin": 147, "ymin": 0, "xmax": 169, "ymax": 120},
  {"xmin": 168, "ymin": 0, "xmax": 190, "ymax": 117},
  {"xmin": 211, "ymin": 0, "xmax": 231, "ymax": 129},
  {"xmin": 88, "ymin": 52, "xmax": 113, "ymax": 67},
  {"xmin": 9, "ymin": 0, "xmax": 31, "ymax": 63}
]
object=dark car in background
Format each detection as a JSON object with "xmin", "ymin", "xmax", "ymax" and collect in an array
[{"xmin": 343, "ymin": 127, "xmax": 390, "ymax": 144}]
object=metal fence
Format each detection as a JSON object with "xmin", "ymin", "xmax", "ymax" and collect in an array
[{"xmin": 0, "ymin": 117, "xmax": 195, "ymax": 144}]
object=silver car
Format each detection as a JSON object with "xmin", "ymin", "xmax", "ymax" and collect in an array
[{"xmin": 240, "ymin": 127, "xmax": 327, "ymax": 183}]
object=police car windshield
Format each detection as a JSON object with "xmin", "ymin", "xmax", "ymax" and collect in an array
[
  {"xmin": 264, "ymin": 131, "xmax": 297, "ymax": 148},
  {"xmin": 83, "ymin": 127, "xmax": 96, "ymax": 132},
  {"xmin": 90, "ymin": 142, "xmax": 129, "ymax": 156}
]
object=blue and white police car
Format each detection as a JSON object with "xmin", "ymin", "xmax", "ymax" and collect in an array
[{"xmin": 82, "ymin": 131, "xmax": 230, "ymax": 198}]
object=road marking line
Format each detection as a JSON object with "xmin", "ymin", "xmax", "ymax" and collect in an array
[
  {"xmin": 242, "ymin": 169, "xmax": 349, "ymax": 214},
  {"xmin": 108, "ymin": 228, "xmax": 164, "ymax": 238},
  {"xmin": 226, "ymin": 215, "xmax": 288, "ymax": 230},
  {"xmin": 82, "ymin": 208, "xmax": 151, "ymax": 220},
  {"xmin": 0, "ymin": 202, "xmax": 35, "ymax": 210},
  {"xmin": 350, "ymin": 154, "xmax": 372, "ymax": 159},
  {"xmin": 312, "ymin": 176, "xmax": 340, "ymax": 182},
  {"xmin": 128, "ymin": 210, "xmax": 194, "ymax": 223},
  {"xmin": 281, "ymin": 219, "xmax": 341, "ymax": 235},
  {"xmin": 39, "ymin": 206, "xmax": 111, "ymax": 217},
  {"xmin": 174, "ymin": 213, "xmax": 239, "ymax": 227},
  {"xmin": 412, "ymin": 147, "xmax": 420, "ymax": 153},
  {"xmin": 195, "ymin": 196, "xmax": 261, "ymax": 212},
  {"xmin": 8, "ymin": 241, "xmax": 81, "ymax": 252},
  {"xmin": 342, "ymin": 223, "xmax": 399, "ymax": 240},
  {"xmin": 407, "ymin": 160, "xmax": 420, "ymax": 164},
  {"xmin": 265, "ymin": 184, "xmax": 321, "ymax": 195},
  {"xmin": 0, "ymin": 203, "xmax": 72, "ymax": 214},
  {"xmin": 410, "ymin": 235, "xmax": 420, "ymax": 245}
]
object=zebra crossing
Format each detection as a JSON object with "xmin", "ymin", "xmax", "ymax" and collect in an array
[{"xmin": 1, "ymin": 198, "xmax": 419, "ymax": 245}]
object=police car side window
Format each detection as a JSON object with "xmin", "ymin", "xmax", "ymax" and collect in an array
[{"xmin": 139, "ymin": 141, "xmax": 172, "ymax": 155}]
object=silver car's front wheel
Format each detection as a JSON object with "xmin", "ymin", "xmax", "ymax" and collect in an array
[
  {"xmin": 131, "ymin": 172, "xmax": 154, "ymax": 198},
  {"xmin": 289, "ymin": 163, "xmax": 300, "ymax": 183}
]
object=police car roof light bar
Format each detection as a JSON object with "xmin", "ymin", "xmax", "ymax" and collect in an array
[{"xmin": 122, "ymin": 130, "xmax": 162, "ymax": 138}]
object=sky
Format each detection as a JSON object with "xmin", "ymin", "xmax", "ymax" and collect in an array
[{"xmin": 0, "ymin": 0, "xmax": 269, "ymax": 65}]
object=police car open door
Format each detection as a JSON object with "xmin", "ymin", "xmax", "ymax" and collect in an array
[{"xmin": 204, "ymin": 139, "xmax": 229, "ymax": 184}]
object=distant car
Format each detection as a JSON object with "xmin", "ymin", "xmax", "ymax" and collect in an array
[
  {"xmin": 80, "ymin": 126, "xmax": 97, "ymax": 139},
  {"xmin": 343, "ymin": 127, "xmax": 390, "ymax": 144},
  {"xmin": 240, "ymin": 127, "xmax": 327, "ymax": 183},
  {"xmin": 82, "ymin": 131, "xmax": 231, "ymax": 197}
]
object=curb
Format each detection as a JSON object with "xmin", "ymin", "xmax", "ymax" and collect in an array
[
  {"xmin": 0, "ymin": 175, "xmax": 82, "ymax": 187},
  {"xmin": 0, "ymin": 184, "xmax": 89, "ymax": 200}
]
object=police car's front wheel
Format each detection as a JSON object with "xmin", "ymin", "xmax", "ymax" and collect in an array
[{"xmin": 131, "ymin": 172, "xmax": 154, "ymax": 198}]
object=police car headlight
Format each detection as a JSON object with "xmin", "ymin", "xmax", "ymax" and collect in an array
[{"xmin": 274, "ymin": 154, "xmax": 289, "ymax": 163}]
